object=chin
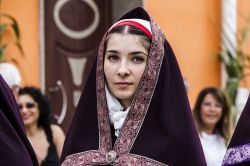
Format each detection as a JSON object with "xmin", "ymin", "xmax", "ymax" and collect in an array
[
  {"xmin": 114, "ymin": 92, "xmax": 133, "ymax": 100},
  {"xmin": 24, "ymin": 120, "xmax": 33, "ymax": 126},
  {"xmin": 117, "ymin": 96, "xmax": 133, "ymax": 102},
  {"xmin": 205, "ymin": 121, "xmax": 218, "ymax": 127}
]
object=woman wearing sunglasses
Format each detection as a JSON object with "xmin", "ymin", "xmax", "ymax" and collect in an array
[{"xmin": 18, "ymin": 87, "xmax": 65, "ymax": 166}]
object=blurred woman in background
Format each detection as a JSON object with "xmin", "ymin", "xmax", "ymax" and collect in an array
[
  {"xmin": 193, "ymin": 87, "xmax": 233, "ymax": 166},
  {"xmin": 18, "ymin": 87, "xmax": 65, "ymax": 166}
]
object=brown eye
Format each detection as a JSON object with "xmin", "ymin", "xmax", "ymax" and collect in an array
[
  {"xmin": 202, "ymin": 102, "xmax": 211, "ymax": 107},
  {"xmin": 107, "ymin": 55, "xmax": 119, "ymax": 62},
  {"xmin": 131, "ymin": 56, "xmax": 145, "ymax": 63},
  {"xmin": 215, "ymin": 104, "xmax": 222, "ymax": 108}
]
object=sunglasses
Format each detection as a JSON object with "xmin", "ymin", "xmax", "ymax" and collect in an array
[{"xmin": 18, "ymin": 102, "xmax": 37, "ymax": 110}]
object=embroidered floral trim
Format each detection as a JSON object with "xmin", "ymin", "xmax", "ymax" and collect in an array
[
  {"xmin": 97, "ymin": 33, "xmax": 112, "ymax": 154},
  {"xmin": 61, "ymin": 150, "xmax": 168, "ymax": 166},
  {"xmin": 115, "ymin": 153, "xmax": 168, "ymax": 166},
  {"xmin": 94, "ymin": 18, "xmax": 166, "ymax": 164},
  {"xmin": 222, "ymin": 143, "xmax": 250, "ymax": 165},
  {"xmin": 97, "ymin": 20, "xmax": 165, "ymax": 152},
  {"xmin": 61, "ymin": 150, "xmax": 106, "ymax": 166},
  {"xmin": 114, "ymin": 21, "xmax": 165, "ymax": 154}
]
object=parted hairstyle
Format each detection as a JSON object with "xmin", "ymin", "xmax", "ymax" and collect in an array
[{"xmin": 105, "ymin": 25, "xmax": 151, "ymax": 52}]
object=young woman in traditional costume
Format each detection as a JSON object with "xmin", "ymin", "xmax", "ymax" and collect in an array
[{"xmin": 60, "ymin": 7, "xmax": 206, "ymax": 166}]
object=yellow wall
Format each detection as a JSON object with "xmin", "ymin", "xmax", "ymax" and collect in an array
[
  {"xmin": 1, "ymin": 0, "xmax": 40, "ymax": 87},
  {"xmin": 145, "ymin": 0, "xmax": 221, "ymax": 106}
]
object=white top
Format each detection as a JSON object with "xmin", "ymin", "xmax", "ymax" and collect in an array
[
  {"xmin": 105, "ymin": 85, "xmax": 129, "ymax": 137},
  {"xmin": 0, "ymin": 63, "xmax": 21, "ymax": 88},
  {"xmin": 199, "ymin": 132, "xmax": 227, "ymax": 166}
]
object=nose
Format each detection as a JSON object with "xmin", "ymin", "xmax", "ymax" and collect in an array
[
  {"xmin": 209, "ymin": 104, "xmax": 219, "ymax": 111},
  {"xmin": 117, "ymin": 60, "xmax": 130, "ymax": 77},
  {"xmin": 20, "ymin": 107, "xmax": 28, "ymax": 114},
  {"xmin": 210, "ymin": 105, "xmax": 216, "ymax": 111}
]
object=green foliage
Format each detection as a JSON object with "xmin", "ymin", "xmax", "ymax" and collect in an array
[
  {"xmin": 0, "ymin": 13, "xmax": 24, "ymax": 61},
  {"xmin": 219, "ymin": 18, "xmax": 250, "ymax": 106},
  {"xmin": 219, "ymin": 50, "xmax": 243, "ymax": 80}
]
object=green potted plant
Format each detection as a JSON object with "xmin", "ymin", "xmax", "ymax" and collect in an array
[
  {"xmin": 218, "ymin": 15, "xmax": 250, "ymax": 124},
  {"xmin": 219, "ymin": 19, "xmax": 250, "ymax": 106},
  {"xmin": 0, "ymin": 0, "xmax": 24, "ymax": 62},
  {"xmin": 0, "ymin": 14, "xmax": 24, "ymax": 61},
  {"xmin": 0, "ymin": 0, "xmax": 25, "ymax": 90}
]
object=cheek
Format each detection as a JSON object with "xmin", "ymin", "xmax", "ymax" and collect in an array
[
  {"xmin": 104, "ymin": 61, "xmax": 118, "ymax": 78},
  {"xmin": 134, "ymin": 65, "xmax": 146, "ymax": 80},
  {"xmin": 34, "ymin": 110, "xmax": 40, "ymax": 121},
  {"xmin": 200, "ymin": 107, "xmax": 208, "ymax": 118},
  {"xmin": 104, "ymin": 61, "xmax": 110, "ymax": 76},
  {"xmin": 31, "ymin": 110, "xmax": 39, "ymax": 117},
  {"xmin": 217, "ymin": 109, "xmax": 223, "ymax": 118},
  {"xmin": 200, "ymin": 110, "xmax": 206, "ymax": 120}
]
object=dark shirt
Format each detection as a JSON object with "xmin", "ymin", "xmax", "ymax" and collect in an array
[{"xmin": 41, "ymin": 128, "xmax": 59, "ymax": 166}]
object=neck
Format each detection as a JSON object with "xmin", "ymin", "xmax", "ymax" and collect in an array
[
  {"xmin": 119, "ymin": 99, "xmax": 131, "ymax": 110},
  {"xmin": 26, "ymin": 124, "xmax": 39, "ymax": 137},
  {"xmin": 201, "ymin": 126, "xmax": 215, "ymax": 135},
  {"xmin": 121, "ymin": 102, "xmax": 130, "ymax": 110}
]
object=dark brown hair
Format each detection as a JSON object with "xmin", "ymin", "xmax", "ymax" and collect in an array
[
  {"xmin": 104, "ymin": 25, "xmax": 151, "ymax": 52},
  {"xmin": 18, "ymin": 87, "xmax": 54, "ymax": 139}
]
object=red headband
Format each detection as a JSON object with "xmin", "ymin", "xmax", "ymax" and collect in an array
[{"xmin": 109, "ymin": 20, "xmax": 152, "ymax": 40}]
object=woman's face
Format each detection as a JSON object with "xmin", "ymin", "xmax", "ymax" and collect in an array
[
  {"xmin": 104, "ymin": 33, "xmax": 148, "ymax": 108},
  {"xmin": 18, "ymin": 94, "xmax": 39, "ymax": 127},
  {"xmin": 200, "ymin": 93, "xmax": 223, "ymax": 130}
]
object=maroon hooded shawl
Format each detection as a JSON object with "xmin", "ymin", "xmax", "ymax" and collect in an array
[
  {"xmin": 60, "ymin": 7, "xmax": 206, "ymax": 166},
  {"xmin": 222, "ymin": 95, "xmax": 250, "ymax": 166},
  {"xmin": 0, "ymin": 75, "xmax": 38, "ymax": 166}
]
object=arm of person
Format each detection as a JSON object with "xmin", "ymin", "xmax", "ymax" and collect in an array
[{"xmin": 51, "ymin": 124, "xmax": 65, "ymax": 158}]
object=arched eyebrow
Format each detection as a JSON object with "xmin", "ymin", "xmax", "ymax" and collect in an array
[
  {"xmin": 105, "ymin": 50, "xmax": 119, "ymax": 54},
  {"xmin": 130, "ymin": 51, "xmax": 148, "ymax": 56},
  {"xmin": 105, "ymin": 50, "xmax": 148, "ymax": 56}
]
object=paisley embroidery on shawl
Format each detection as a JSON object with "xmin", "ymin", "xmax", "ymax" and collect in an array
[
  {"xmin": 97, "ymin": 33, "xmax": 112, "ymax": 154},
  {"xmin": 92, "ymin": 19, "xmax": 166, "ymax": 165},
  {"xmin": 61, "ymin": 151, "xmax": 168, "ymax": 166},
  {"xmin": 116, "ymin": 153, "xmax": 168, "ymax": 166},
  {"xmin": 61, "ymin": 150, "xmax": 106, "ymax": 166},
  {"xmin": 114, "ymin": 20, "xmax": 165, "ymax": 154},
  {"xmin": 222, "ymin": 143, "xmax": 250, "ymax": 165}
]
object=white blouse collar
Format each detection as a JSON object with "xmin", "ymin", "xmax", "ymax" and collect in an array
[{"xmin": 105, "ymin": 85, "xmax": 130, "ymax": 137}]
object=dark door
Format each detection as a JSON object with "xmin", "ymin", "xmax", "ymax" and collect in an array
[{"xmin": 44, "ymin": 0, "xmax": 111, "ymax": 132}]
